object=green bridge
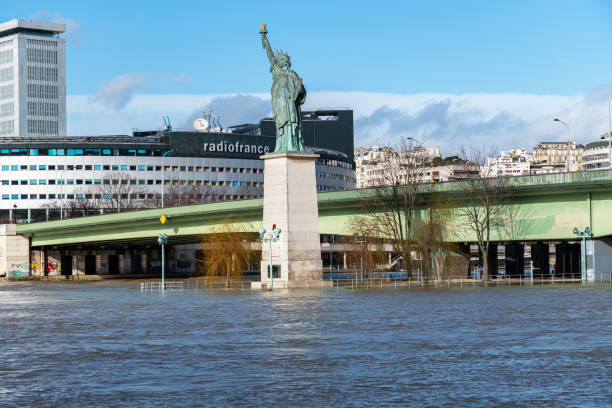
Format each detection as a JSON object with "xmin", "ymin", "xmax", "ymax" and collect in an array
[
  {"xmin": 16, "ymin": 170, "xmax": 612, "ymax": 246},
  {"xmin": 6, "ymin": 170, "xmax": 612, "ymax": 280}
]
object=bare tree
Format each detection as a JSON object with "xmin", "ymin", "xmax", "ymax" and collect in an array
[
  {"xmin": 347, "ymin": 215, "xmax": 388, "ymax": 283},
  {"xmin": 413, "ymin": 196, "xmax": 459, "ymax": 281},
  {"xmin": 362, "ymin": 137, "xmax": 422, "ymax": 275},
  {"xmin": 457, "ymin": 147, "xmax": 513, "ymax": 281}
]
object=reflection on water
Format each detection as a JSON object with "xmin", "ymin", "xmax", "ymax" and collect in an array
[{"xmin": 0, "ymin": 282, "xmax": 610, "ymax": 407}]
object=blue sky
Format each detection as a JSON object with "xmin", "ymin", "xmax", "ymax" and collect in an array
[{"xmin": 3, "ymin": 0, "xmax": 612, "ymax": 152}]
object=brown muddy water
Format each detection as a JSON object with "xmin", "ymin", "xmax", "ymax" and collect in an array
[{"xmin": 0, "ymin": 282, "xmax": 610, "ymax": 407}]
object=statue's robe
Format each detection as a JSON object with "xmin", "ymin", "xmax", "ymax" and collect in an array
[{"xmin": 270, "ymin": 65, "xmax": 306, "ymax": 152}]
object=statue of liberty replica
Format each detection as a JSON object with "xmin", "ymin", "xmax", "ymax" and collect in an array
[{"xmin": 260, "ymin": 24, "xmax": 306, "ymax": 152}]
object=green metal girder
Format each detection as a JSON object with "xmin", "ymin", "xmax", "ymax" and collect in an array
[{"xmin": 17, "ymin": 170, "xmax": 612, "ymax": 247}]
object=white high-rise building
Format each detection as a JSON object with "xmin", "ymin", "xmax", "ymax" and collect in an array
[{"xmin": 0, "ymin": 19, "xmax": 66, "ymax": 137}]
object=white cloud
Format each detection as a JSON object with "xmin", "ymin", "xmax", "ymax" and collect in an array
[
  {"xmin": 94, "ymin": 73, "xmax": 148, "ymax": 110},
  {"xmin": 30, "ymin": 11, "xmax": 80, "ymax": 41},
  {"xmin": 68, "ymin": 89, "xmax": 612, "ymax": 155}
]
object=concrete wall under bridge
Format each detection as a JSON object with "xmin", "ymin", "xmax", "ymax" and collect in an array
[{"xmin": 5, "ymin": 230, "xmax": 609, "ymax": 283}]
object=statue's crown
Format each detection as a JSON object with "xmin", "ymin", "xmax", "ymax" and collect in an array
[{"xmin": 275, "ymin": 49, "xmax": 290, "ymax": 60}]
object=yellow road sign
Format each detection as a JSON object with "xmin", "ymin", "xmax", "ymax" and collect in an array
[{"xmin": 160, "ymin": 214, "xmax": 167, "ymax": 224}]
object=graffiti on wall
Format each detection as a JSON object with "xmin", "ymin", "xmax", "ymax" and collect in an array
[
  {"xmin": 46, "ymin": 261, "xmax": 60, "ymax": 275},
  {"xmin": 8, "ymin": 261, "xmax": 29, "ymax": 277}
]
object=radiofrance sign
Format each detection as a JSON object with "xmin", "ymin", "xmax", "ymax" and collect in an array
[{"xmin": 203, "ymin": 141, "xmax": 271, "ymax": 154}]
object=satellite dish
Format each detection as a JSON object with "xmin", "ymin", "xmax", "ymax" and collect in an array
[{"xmin": 193, "ymin": 118, "xmax": 209, "ymax": 131}]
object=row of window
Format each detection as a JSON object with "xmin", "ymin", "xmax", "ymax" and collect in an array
[
  {"xmin": 27, "ymin": 66, "xmax": 58, "ymax": 82},
  {"xmin": 317, "ymin": 172, "xmax": 355, "ymax": 182},
  {"xmin": 2, "ymin": 193, "xmax": 258, "ymax": 201},
  {"xmin": 0, "ymin": 148, "xmax": 166, "ymax": 156},
  {"xmin": 0, "ymin": 164, "xmax": 264, "ymax": 173},
  {"xmin": 26, "ymin": 48, "xmax": 58, "ymax": 64},
  {"xmin": 27, "ymin": 119, "xmax": 58, "ymax": 135},
  {"xmin": 27, "ymin": 83, "xmax": 58, "ymax": 99},
  {"xmin": 582, "ymin": 153, "xmax": 609, "ymax": 162},
  {"xmin": 1, "ymin": 179, "xmax": 264, "ymax": 187},
  {"xmin": 26, "ymin": 39, "xmax": 58, "ymax": 48},
  {"xmin": 0, "ymin": 39, "xmax": 13, "ymax": 48},
  {"xmin": 316, "ymin": 157, "xmax": 354, "ymax": 169},
  {"xmin": 0, "ymin": 147, "xmax": 355, "ymax": 169},
  {"xmin": 0, "ymin": 67, "xmax": 13, "ymax": 83},
  {"xmin": 27, "ymin": 101, "xmax": 58, "ymax": 117}
]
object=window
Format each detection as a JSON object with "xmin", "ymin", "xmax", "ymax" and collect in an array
[
  {"xmin": 29, "ymin": 165, "xmax": 37, "ymax": 170},
  {"xmin": 121, "ymin": 165, "xmax": 128, "ymax": 170},
  {"xmin": 39, "ymin": 194, "xmax": 46, "ymax": 199},
  {"xmin": 103, "ymin": 165, "xmax": 110, "ymax": 170},
  {"xmin": 39, "ymin": 180, "xmax": 46, "ymax": 185},
  {"xmin": 10, "ymin": 165, "xmax": 17, "ymax": 170},
  {"xmin": 49, "ymin": 194, "xmax": 55, "ymax": 199},
  {"xmin": 85, "ymin": 165, "xmax": 92, "ymax": 170},
  {"xmin": 57, "ymin": 165, "xmax": 64, "ymax": 170},
  {"xmin": 28, "ymin": 180, "xmax": 35, "ymax": 185},
  {"xmin": 1, "ymin": 165, "xmax": 7, "ymax": 171},
  {"xmin": 39, "ymin": 165, "xmax": 46, "ymax": 170},
  {"xmin": 129, "ymin": 165, "xmax": 136, "ymax": 171},
  {"xmin": 11, "ymin": 194, "xmax": 18, "ymax": 199},
  {"xmin": 48, "ymin": 180, "xmax": 55, "ymax": 185},
  {"xmin": 112, "ymin": 165, "xmax": 119, "ymax": 170},
  {"xmin": 85, "ymin": 179, "xmax": 92, "ymax": 184},
  {"xmin": 30, "ymin": 194, "xmax": 37, "ymax": 199},
  {"xmin": 94, "ymin": 165, "xmax": 101, "ymax": 170},
  {"xmin": 20, "ymin": 165, "xmax": 27, "ymax": 170},
  {"xmin": 138, "ymin": 165, "xmax": 145, "ymax": 171}
]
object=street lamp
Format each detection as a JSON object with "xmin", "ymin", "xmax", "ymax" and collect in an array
[
  {"xmin": 553, "ymin": 118, "xmax": 572, "ymax": 172},
  {"xmin": 157, "ymin": 233, "xmax": 168, "ymax": 291},
  {"xmin": 572, "ymin": 227, "xmax": 592, "ymax": 281},
  {"xmin": 608, "ymin": 95, "xmax": 612, "ymax": 169},
  {"xmin": 259, "ymin": 224, "xmax": 281, "ymax": 291},
  {"xmin": 355, "ymin": 238, "xmax": 365, "ymax": 285},
  {"xmin": 327, "ymin": 234, "xmax": 335, "ymax": 280},
  {"xmin": 161, "ymin": 150, "xmax": 175, "ymax": 208}
]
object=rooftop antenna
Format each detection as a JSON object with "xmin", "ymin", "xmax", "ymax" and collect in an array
[{"xmin": 162, "ymin": 115, "xmax": 172, "ymax": 131}]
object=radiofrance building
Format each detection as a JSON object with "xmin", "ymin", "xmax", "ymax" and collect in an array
[
  {"xmin": 0, "ymin": 110, "xmax": 356, "ymax": 222},
  {"xmin": 0, "ymin": 19, "xmax": 67, "ymax": 137}
]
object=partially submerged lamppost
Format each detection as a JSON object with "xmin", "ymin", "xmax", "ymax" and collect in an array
[
  {"xmin": 158, "ymin": 232, "xmax": 168, "ymax": 291},
  {"xmin": 572, "ymin": 226, "xmax": 592, "ymax": 281},
  {"xmin": 328, "ymin": 234, "xmax": 335, "ymax": 280},
  {"xmin": 259, "ymin": 225, "xmax": 281, "ymax": 290}
]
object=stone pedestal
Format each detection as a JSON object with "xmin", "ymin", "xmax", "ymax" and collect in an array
[{"xmin": 255, "ymin": 152, "xmax": 324, "ymax": 289}]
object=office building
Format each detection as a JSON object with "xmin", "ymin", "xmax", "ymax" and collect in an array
[{"xmin": 0, "ymin": 19, "xmax": 66, "ymax": 137}]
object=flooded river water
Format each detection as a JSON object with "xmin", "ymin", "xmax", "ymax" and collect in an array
[{"xmin": 0, "ymin": 282, "xmax": 610, "ymax": 407}]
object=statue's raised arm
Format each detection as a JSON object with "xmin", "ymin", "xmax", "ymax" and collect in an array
[
  {"xmin": 259, "ymin": 24, "xmax": 306, "ymax": 153},
  {"xmin": 260, "ymin": 24, "xmax": 276, "ymax": 71}
]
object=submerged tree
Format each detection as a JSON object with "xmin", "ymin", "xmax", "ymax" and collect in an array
[
  {"xmin": 457, "ymin": 146, "xmax": 513, "ymax": 281},
  {"xmin": 347, "ymin": 215, "xmax": 388, "ymax": 283},
  {"xmin": 197, "ymin": 219, "xmax": 257, "ymax": 287},
  {"xmin": 361, "ymin": 137, "xmax": 423, "ymax": 275}
]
